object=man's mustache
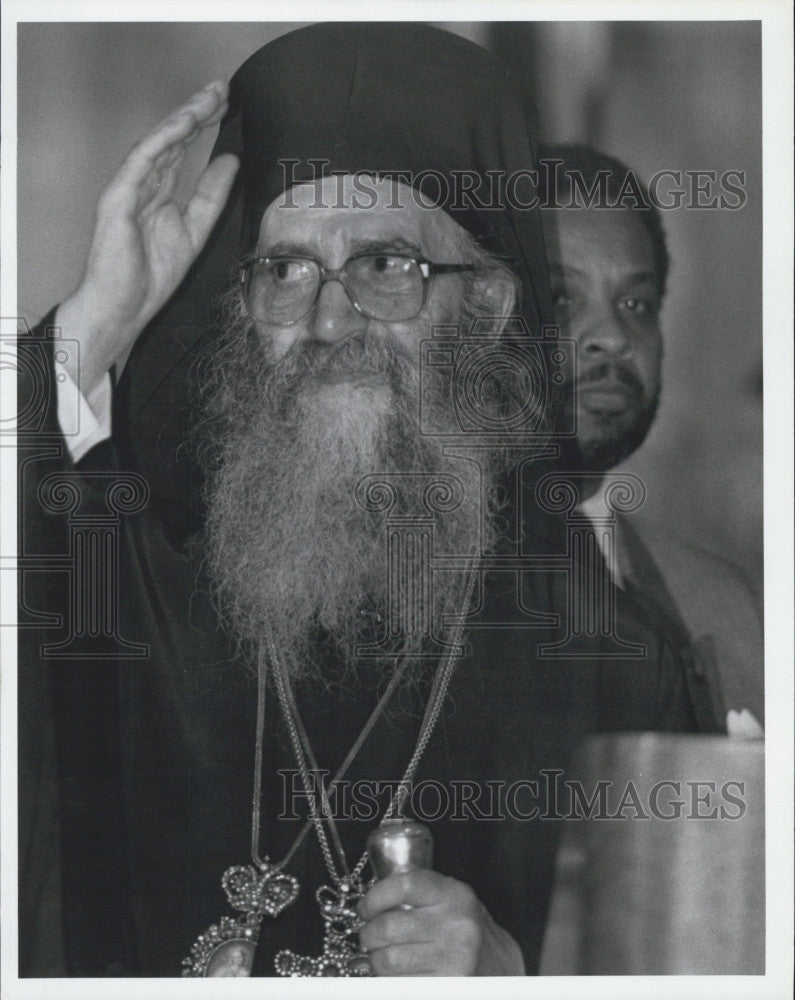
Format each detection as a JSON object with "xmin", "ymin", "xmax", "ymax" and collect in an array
[
  {"xmin": 270, "ymin": 332, "xmax": 411, "ymax": 380},
  {"xmin": 562, "ymin": 362, "xmax": 646, "ymax": 402}
]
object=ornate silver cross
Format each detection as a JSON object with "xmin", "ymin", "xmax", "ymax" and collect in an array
[{"xmin": 275, "ymin": 883, "xmax": 372, "ymax": 977}]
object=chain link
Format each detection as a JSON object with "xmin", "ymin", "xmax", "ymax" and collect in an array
[{"xmin": 254, "ymin": 556, "xmax": 478, "ymax": 890}]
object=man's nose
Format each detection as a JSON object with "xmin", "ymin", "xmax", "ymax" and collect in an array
[
  {"xmin": 309, "ymin": 278, "xmax": 367, "ymax": 344},
  {"xmin": 579, "ymin": 305, "xmax": 632, "ymax": 359}
]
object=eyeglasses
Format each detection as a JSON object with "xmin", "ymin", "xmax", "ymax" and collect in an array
[{"xmin": 239, "ymin": 252, "xmax": 475, "ymax": 325}]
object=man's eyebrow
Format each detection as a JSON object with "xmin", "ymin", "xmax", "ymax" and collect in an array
[
  {"xmin": 547, "ymin": 262, "xmax": 659, "ymax": 286},
  {"xmin": 347, "ymin": 236, "xmax": 423, "ymax": 256},
  {"xmin": 256, "ymin": 240, "xmax": 314, "ymax": 258},
  {"xmin": 547, "ymin": 262, "xmax": 585, "ymax": 282},
  {"xmin": 258, "ymin": 236, "xmax": 424, "ymax": 259},
  {"xmin": 624, "ymin": 270, "xmax": 659, "ymax": 286}
]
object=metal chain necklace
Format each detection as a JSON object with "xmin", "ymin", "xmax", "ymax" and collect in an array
[
  {"xmin": 182, "ymin": 559, "xmax": 477, "ymax": 977},
  {"xmin": 180, "ymin": 650, "xmax": 411, "ymax": 977}
]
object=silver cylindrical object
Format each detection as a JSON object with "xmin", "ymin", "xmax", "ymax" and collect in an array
[{"xmin": 366, "ymin": 817, "xmax": 433, "ymax": 879}]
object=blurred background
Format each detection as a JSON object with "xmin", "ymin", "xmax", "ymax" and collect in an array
[{"xmin": 17, "ymin": 21, "xmax": 762, "ymax": 601}]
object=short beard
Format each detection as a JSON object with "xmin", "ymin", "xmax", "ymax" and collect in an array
[
  {"xmin": 199, "ymin": 288, "xmax": 509, "ymax": 687},
  {"xmin": 559, "ymin": 363, "xmax": 660, "ymax": 472}
]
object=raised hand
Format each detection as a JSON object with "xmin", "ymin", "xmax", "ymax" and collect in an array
[
  {"xmin": 56, "ymin": 81, "xmax": 240, "ymax": 396},
  {"xmin": 357, "ymin": 870, "xmax": 525, "ymax": 976}
]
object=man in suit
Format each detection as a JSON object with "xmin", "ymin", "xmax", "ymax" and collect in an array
[{"xmin": 537, "ymin": 144, "xmax": 763, "ymax": 736}]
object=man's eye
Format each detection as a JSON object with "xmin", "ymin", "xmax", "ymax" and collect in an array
[
  {"xmin": 368, "ymin": 255, "xmax": 411, "ymax": 276},
  {"xmin": 619, "ymin": 296, "xmax": 658, "ymax": 317},
  {"xmin": 550, "ymin": 289, "xmax": 571, "ymax": 313},
  {"xmin": 356, "ymin": 255, "xmax": 415, "ymax": 289},
  {"xmin": 268, "ymin": 259, "xmax": 311, "ymax": 283}
]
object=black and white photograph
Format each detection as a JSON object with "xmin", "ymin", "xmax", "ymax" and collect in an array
[{"xmin": 3, "ymin": 4, "xmax": 792, "ymax": 998}]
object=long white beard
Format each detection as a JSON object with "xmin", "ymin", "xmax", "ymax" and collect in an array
[{"xmin": 203, "ymin": 320, "xmax": 497, "ymax": 684}]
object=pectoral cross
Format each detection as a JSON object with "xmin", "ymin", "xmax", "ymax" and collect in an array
[{"xmin": 275, "ymin": 883, "xmax": 371, "ymax": 976}]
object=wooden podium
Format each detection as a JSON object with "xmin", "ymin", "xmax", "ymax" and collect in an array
[{"xmin": 539, "ymin": 734, "xmax": 765, "ymax": 974}]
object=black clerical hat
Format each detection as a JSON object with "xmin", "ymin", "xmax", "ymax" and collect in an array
[{"xmin": 114, "ymin": 23, "xmax": 552, "ymax": 524}]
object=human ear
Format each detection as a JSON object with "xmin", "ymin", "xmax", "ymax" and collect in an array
[{"xmin": 472, "ymin": 271, "xmax": 518, "ymax": 336}]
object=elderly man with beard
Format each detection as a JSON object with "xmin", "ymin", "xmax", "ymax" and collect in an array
[
  {"xmin": 538, "ymin": 144, "xmax": 763, "ymax": 737},
  {"xmin": 200, "ymin": 174, "xmax": 517, "ymax": 681},
  {"xmin": 19, "ymin": 27, "xmax": 714, "ymax": 979}
]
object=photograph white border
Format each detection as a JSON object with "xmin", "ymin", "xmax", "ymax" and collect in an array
[{"xmin": 2, "ymin": 3, "xmax": 792, "ymax": 999}]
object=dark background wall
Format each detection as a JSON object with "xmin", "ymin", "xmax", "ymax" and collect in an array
[{"xmin": 17, "ymin": 20, "xmax": 762, "ymax": 599}]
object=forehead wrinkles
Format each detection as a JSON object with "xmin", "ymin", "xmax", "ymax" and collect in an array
[{"xmin": 258, "ymin": 176, "xmax": 469, "ymax": 261}]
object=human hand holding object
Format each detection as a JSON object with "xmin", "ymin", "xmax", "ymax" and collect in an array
[
  {"xmin": 55, "ymin": 81, "xmax": 239, "ymax": 396},
  {"xmin": 359, "ymin": 818, "xmax": 524, "ymax": 976}
]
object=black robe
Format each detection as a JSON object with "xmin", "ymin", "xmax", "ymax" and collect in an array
[{"xmin": 18, "ymin": 320, "xmax": 713, "ymax": 978}]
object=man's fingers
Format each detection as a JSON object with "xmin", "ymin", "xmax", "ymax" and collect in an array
[
  {"xmin": 141, "ymin": 80, "xmax": 229, "ymax": 156},
  {"xmin": 367, "ymin": 942, "xmax": 436, "ymax": 977},
  {"xmin": 183, "ymin": 153, "xmax": 240, "ymax": 249},
  {"xmin": 358, "ymin": 870, "xmax": 453, "ymax": 920},
  {"xmin": 102, "ymin": 82, "xmax": 229, "ymax": 212},
  {"xmin": 137, "ymin": 156, "xmax": 184, "ymax": 218},
  {"xmin": 153, "ymin": 142, "xmax": 187, "ymax": 174},
  {"xmin": 359, "ymin": 907, "xmax": 430, "ymax": 952},
  {"xmin": 197, "ymin": 85, "xmax": 231, "ymax": 129}
]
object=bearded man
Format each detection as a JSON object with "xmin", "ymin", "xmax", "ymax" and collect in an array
[
  {"xmin": 20, "ymin": 26, "xmax": 712, "ymax": 979},
  {"xmin": 538, "ymin": 144, "xmax": 763, "ymax": 736}
]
